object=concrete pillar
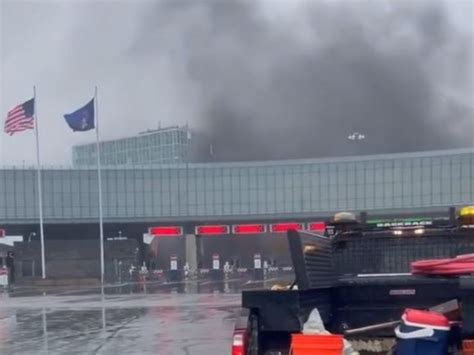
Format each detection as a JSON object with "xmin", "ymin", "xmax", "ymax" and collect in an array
[{"xmin": 185, "ymin": 234, "xmax": 197, "ymax": 270}]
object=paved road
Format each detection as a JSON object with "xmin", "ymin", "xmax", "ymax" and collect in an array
[{"xmin": 0, "ymin": 290, "xmax": 240, "ymax": 354}]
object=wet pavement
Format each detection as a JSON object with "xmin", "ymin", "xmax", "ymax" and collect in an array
[{"xmin": 0, "ymin": 285, "xmax": 241, "ymax": 355}]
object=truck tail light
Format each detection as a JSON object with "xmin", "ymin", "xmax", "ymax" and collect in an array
[{"xmin": 231, "ymin": 330, "xmax": 247, "ymax": 355}]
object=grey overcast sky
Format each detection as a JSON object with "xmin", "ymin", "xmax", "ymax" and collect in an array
[{"xmin": 1, "ymin": 0, "xmax": 473, "ymax": 166}]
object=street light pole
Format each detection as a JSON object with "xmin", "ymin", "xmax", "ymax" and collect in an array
[{"xmin": 186, "ymin": 128, "xmax": 191, "ymax": 217}]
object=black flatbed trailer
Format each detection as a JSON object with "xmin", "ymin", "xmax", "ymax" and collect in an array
[{"xmin": 235, "ymin": 211, "xmax": 474, "ymax": 355}]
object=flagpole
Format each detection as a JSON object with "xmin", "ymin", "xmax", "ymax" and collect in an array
[
  {"xmin": 95, "ymin": 86, "xmax": 105, "ymax": 284},
  {"xmin": 33, "ymin": 86, "xmax": 46, "ymax": 279}
]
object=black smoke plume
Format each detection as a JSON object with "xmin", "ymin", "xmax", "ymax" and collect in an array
[{"xmin": 135, "ymin": 0, "xmax": 473, "ymax": 161}]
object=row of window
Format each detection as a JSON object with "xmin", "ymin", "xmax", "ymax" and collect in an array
[
  {"xmin": 2, "ymin": 151, "xmax": 473, "ymax": 219},
  {"xmin": 73, "ymin": 130, "xmax": 189, "ymax": 157},
  {"xmin": 2, "ymin": 195, "xmax": 470, "ymax": 219},
  {"xmin": 4, "ymin": 164, "xmax": 473, "ymax": 179},
  {"xmin": 74, "ymin": 145, "xmax": 189, "ymax": 166},
  {"xmin": 1, "ymin": 187, "xmax": 472, "ymax": 218},
  {"xmin": 2, "ymin": 182, "xmax": 471, "ymax": 200}
]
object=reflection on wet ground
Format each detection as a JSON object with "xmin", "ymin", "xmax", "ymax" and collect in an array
[
  {"xmin": 0, "ymin": 281, "xmax": 246, "ymax": 355},
  {"xmin": 0, "ymin": 273, "xmax": 295, "ymax": 354},
  {"xmin": 9, "ymin": 273, "xmax": 289, "ymax": 296}
]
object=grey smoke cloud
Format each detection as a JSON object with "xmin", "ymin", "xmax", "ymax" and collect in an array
[{"xmin": 1, "ymin": 0, "xmax": 472, "ymax": 165}]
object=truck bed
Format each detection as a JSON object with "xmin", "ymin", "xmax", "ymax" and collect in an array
[
  {"xmin": 238, "ymin": 226, "xmax": 474, "ymax": 354},
  {"xmin": 243, "ymin": 274, "xmax": 462, "ymax": 335},
  {"xmin": 242, "ymin": 288, "xmax": 332, "ymax": 333}
]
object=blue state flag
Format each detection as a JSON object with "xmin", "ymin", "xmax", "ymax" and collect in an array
[{"xmin": 64, "ymin": 99, "xmax": 95, "ymax": 132}]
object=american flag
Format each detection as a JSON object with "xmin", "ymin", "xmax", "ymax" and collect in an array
[{"xmin": 4, "ymin": 98, "xmax": 35, "ymax": 135}]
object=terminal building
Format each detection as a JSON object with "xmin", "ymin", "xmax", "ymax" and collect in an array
[
  {"xmin": 0, "ymin": 143, "xmax": 473, "ymax": 284},
  {"xmin": 3, "ymin": 147, "xmax": 473, "ymax": 223},
  {"xmin": 72, "ymin": 125, "xmax": 192, "ymax": 167}
]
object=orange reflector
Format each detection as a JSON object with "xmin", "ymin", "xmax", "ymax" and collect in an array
[{"xmin": 462, "ymin": 340, "xmax": 474, "ymax": 352}]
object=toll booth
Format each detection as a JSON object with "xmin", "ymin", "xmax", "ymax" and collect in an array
[
  {"xmin": 168, "ymin": 255, "xmax": 180, "ymax": 282},
  {"xmin": 253, "ymin": 253, "xmax": 264, "ymax": 280},
  {"xmin": 0, "ymin": 245, "xmax": 11, "ymax": 287},
  {"xmin": 144, "ymin": 227, "xmax": 185, "ymax": 282},
  {"xmin": 208, "ymin": 253, "xmax": 223, "ymax": 282},
  {"xmin": 195, "ymin": 223, "xmax": 301, "ymax": 282},
  {"xmin": 0, "ymin": 231, "xmax": 22, "ymax": 285}
]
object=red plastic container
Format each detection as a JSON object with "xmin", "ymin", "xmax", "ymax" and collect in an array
[
  {"xmin": 403, "ymin": 309, "xmax": 450, "ymax": 328},
  {"xmin": 396, "ymin": 309, "xmax": 450, "ymax": 355},
  {"xmin": 290, "ymin": 334, "xmax": 343, "ymax": 355}
]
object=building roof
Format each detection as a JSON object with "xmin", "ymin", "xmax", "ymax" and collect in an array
[{"xmin": 72, "ymin": 125, "xmax": 189, "ymax": 148}]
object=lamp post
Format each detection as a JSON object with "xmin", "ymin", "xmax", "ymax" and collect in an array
[{"xmin": 28, "ymin": 232, "xmax": 36, "ymax": 242}]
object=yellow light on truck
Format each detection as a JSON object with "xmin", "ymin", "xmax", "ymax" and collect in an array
[
  {"xmin": 460, "ymin": 206, "xmax": 474, "ymax": 217},
  {"xmin": 459, "ymin": 206, "xmax": 474, "ymax": 226}
]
